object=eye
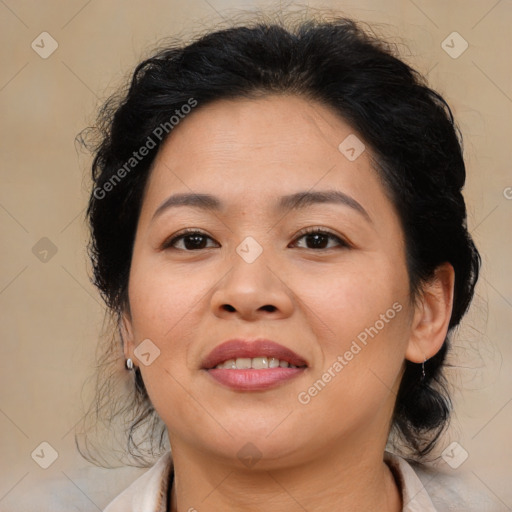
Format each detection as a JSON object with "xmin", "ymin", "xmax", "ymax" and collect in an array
[
  {"xmin": 161, "ymin": 229, "xmax": 219, "ymax": 251},
  {"xmin": 290, "ymin": 227, "xmax": 350, "ymax": 250},
  {"xmin": 161, "ymin": 227, "xmax": 349, "ymax": 251}
]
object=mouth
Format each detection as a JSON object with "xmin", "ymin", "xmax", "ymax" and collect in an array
[
  {"xmin": 201, "ymin": 339, "xmax": 308, "ymax": 391},
  {"xmin": 202, "ymin": 338, "xmax": 308, "ymax": 370}
]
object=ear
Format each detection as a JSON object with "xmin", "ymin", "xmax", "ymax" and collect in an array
[
  {"xmin": 405, "ymin": 262, "xmax": 455, "ymax": 363},
  {"xmin": 119, "ymin": 309, "xmax": 135, "ymax": 361}
]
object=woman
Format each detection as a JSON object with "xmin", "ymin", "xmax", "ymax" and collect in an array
[{"xmin": 81, "ymin": 14, "xmax": 490, "ymax": 511}]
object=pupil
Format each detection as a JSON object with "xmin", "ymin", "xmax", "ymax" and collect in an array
[
  {"xmin": 308, "ymin": 234, "xmax": 327, "ymax": 249},
  {"xmin": 185, "ymin": 235, "xmax": 205, "ymax": 249}
]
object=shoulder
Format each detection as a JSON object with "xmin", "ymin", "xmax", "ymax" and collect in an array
[
  {"xmin": 385, "ymin": 451, "xmax": 499, "ymax": 512},
  {"xmin": 103, "ymin": 451, "xmax": 172, "ymax": 512},
  {"xmin": 413, "ymin": 461, "xmax": 499, "ymax": 512}
]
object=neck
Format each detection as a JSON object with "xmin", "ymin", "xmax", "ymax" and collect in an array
[{"xmin": 169, "ymin": 441, "xmax": 402, "ymax": 512}]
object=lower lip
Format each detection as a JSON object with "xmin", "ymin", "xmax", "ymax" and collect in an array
[{"xmin": 206, "ymin": 368, "xmax": 305, "ymax": 390}]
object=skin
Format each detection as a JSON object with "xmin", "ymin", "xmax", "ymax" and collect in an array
[{"xmin": 121, "ymin": 94, "xmax": 454, "ymax": 512}]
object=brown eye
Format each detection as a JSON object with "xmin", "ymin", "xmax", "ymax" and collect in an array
[
  {"xmin": 162, "ymin": 230, "xmax": 219, "ymax": 251},
  {"xmin": 291, "ymin": 229, "xmax": 349, "ymax": 250}
]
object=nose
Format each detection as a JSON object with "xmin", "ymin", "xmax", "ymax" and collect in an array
[{"xmin": 210, "ymin": 250, "xmax": 294, "ymax": 321}]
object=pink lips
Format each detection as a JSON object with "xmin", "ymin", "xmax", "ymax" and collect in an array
[{"xmin": 202, "ymin": 339, "xmax": 308, "ymax": 391}]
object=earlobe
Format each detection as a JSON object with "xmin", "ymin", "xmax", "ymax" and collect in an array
[{"xmin": 405, "ymin": 262, "xmax": 455, "ymax": 363}]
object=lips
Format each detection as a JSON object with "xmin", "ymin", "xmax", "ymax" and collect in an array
[
  {"xmin": 201, "ymin": 339, "xmax": 308, "ymax": 391},
  {"xmin": 201, "ymin": 339, "xmax": 308, "ymax": 370}
]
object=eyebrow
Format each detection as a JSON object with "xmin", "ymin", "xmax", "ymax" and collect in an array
[{"xmin": 152, "ymin": 190, "xmax": 371, "ymax": 222}]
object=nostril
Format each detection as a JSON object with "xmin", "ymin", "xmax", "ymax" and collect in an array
[{"xmin": 220, "ymin": 304, "xmax": 276, "ymax": 313}]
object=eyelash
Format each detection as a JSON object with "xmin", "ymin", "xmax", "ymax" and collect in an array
[{"xmin": 161, "ymin": 227, "xmax": 350, "ymax": 251}]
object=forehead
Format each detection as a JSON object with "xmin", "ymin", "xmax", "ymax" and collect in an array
[
  {"xmin": 158, "ymin": 95, "xmax": 356, "ymax": 165},
  {"xmin": 140, "ymin": 94, "xmax": 389, "ymax": 220}
]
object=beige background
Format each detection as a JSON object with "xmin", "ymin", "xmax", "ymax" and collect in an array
[{"xmin": 1, "ymin": 0, "xmax": 511, "ymax": 510}]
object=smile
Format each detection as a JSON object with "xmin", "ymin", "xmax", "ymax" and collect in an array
[{"xmin": 202, "ymin": 338, "xmax": 308, "ymax": 391}]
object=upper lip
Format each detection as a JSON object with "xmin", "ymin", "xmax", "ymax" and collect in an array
[{"xmin": 201, "ymin": 339, "xmax": 308, "ymax": 369}]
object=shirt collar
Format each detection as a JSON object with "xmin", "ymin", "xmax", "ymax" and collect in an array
[{"xmin": 384, "ymin": 451, "xmax": 437, "ymax": 511}]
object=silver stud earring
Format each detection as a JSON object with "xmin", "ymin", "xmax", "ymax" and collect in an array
[{"xmin": 125, "ymin": 358, "xmax": 134, "ymax": 371}]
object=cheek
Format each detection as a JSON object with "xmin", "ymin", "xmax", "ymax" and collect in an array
[
  {"xmin": 293, "ymin": 255, "xmax": 413, "ymax": 410},
  {"xmin": 295, "ymin": 288, "xmax": 411, "ymax": 436},
  {"xmin": 127, "ymin": 261, "xmax": 207, "ymax": 431},
  {"xmin": 127, "ymin": 257, "xmax": 203, "ymax": 337},
  {"xmin": 294, "ymin": 256, "xmax": 411, "ymax": 344},
  {"xmin": 125, "ymin": 260, "xmax": 206, "ymax": 405}
]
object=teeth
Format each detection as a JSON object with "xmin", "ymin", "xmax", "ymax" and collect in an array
[
  {"xmin": 268, "ymin": 357, "xmax": 280, "ymax": 368},
  {"xmin": 214, "ymin": 357, "xmax": 301, "ymax": 370},
  {"xmin": 252, "ymin": 357, "xmax": 268, "ymax": 369},
  {"xmin": 235, "ymin": 357, "xmax": 252, "ymax": 369}
]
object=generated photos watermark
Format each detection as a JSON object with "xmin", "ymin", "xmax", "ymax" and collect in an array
[
  {"xmin": 298, "ymin": 301, "xmax": 403, "ymax": 404},
  {"xmin": 93, "ymin": 97, "xmax": 198, "ymax": 200}
]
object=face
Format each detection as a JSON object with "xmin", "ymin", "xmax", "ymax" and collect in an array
[{"xmin": 123, "ymin": 94, "xmax": 417, "ymax": 469}]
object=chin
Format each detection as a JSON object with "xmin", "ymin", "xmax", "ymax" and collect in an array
[{"xmin": 199, "ymin": 423, "xmax": 307, "ymax": 466}]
